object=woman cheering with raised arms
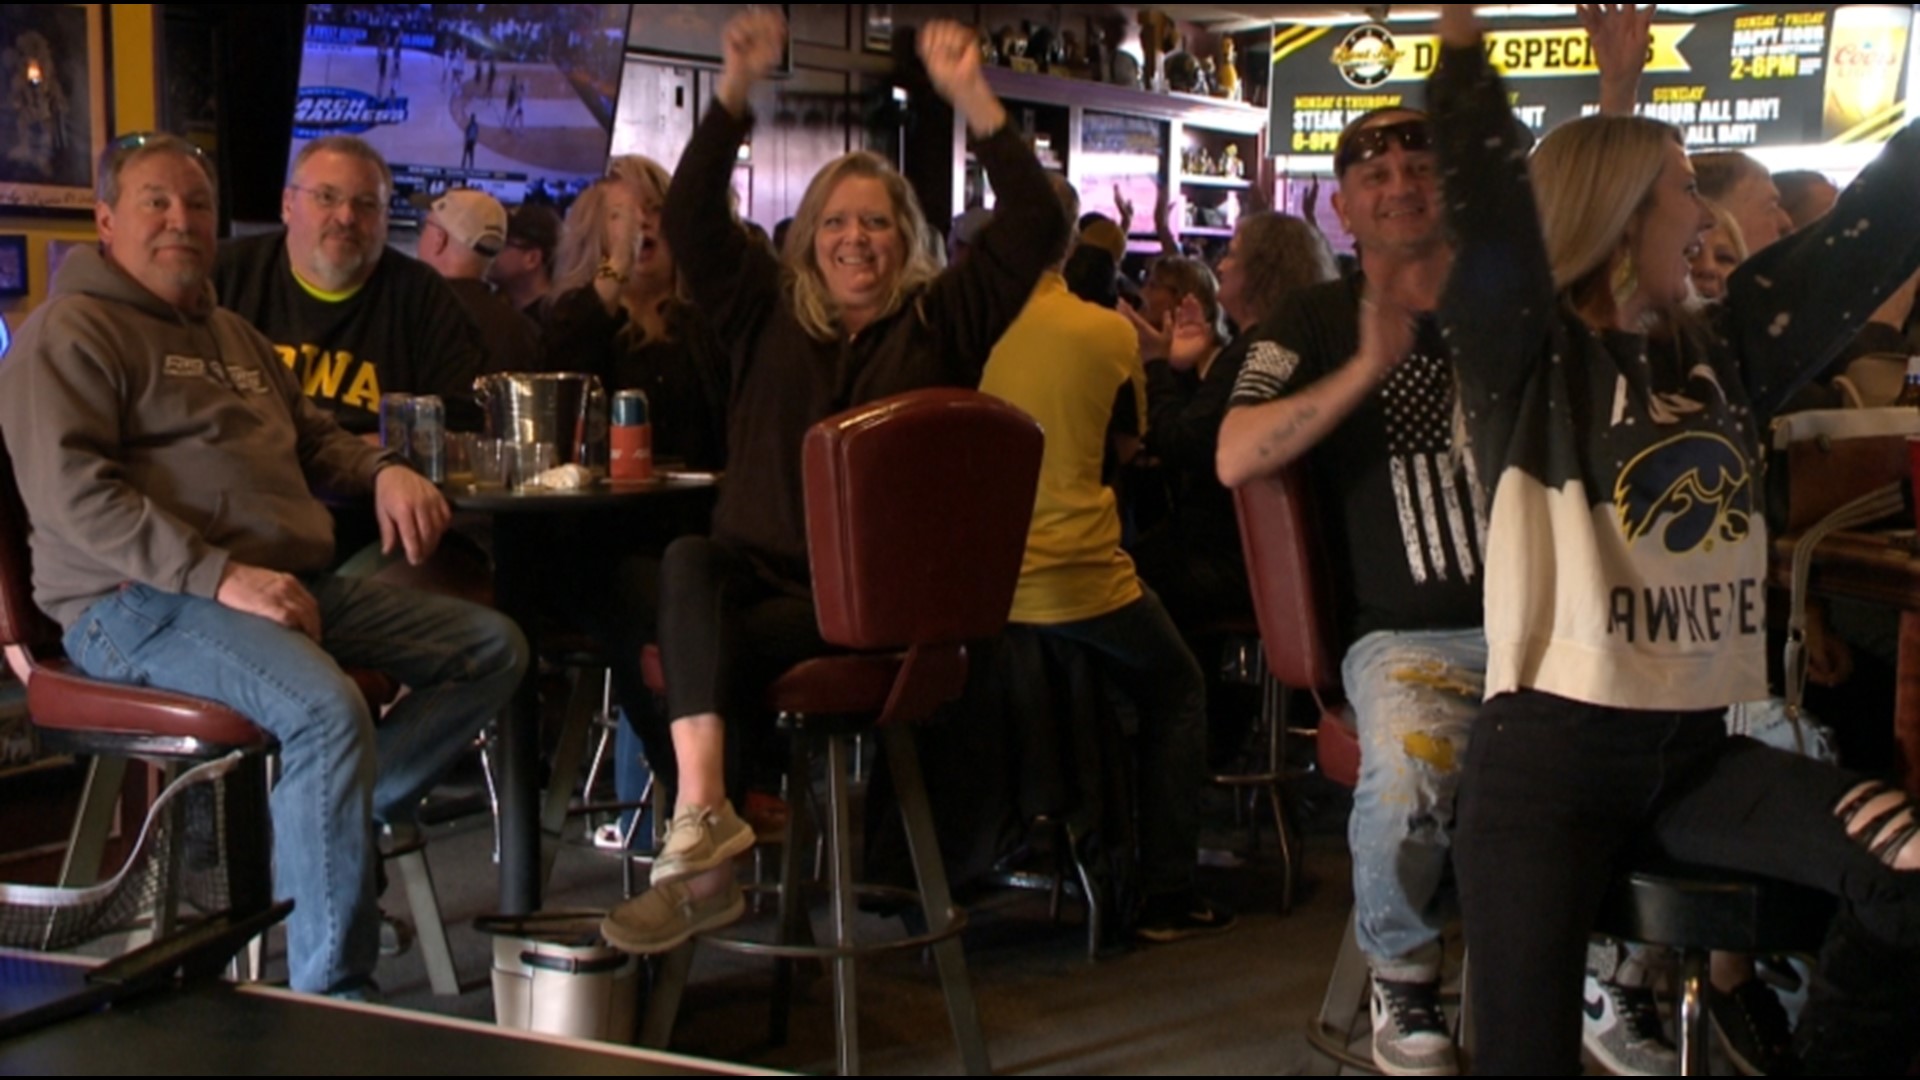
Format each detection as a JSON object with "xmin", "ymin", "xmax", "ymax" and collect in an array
[
  {"xmin": 1428, "ymin": 4, "xmax": 1920, "ymax": 1073},
  {"xmin": 599, "ymin": 9, "xmax": 1066, "ymax": 954}
]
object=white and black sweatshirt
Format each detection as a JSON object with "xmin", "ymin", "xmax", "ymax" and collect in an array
[{"xmin": 1430, "ymin": 43, "xmax": 1920, "ymax": 711}]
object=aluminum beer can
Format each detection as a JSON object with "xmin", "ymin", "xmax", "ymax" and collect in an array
[
  {"xmin": 610, "ymin": 389, "xmax": 653, "ymax": 481},
  {"xmin": 411, "ymin": 395, "xmax": 447, "ymax": 483},
  {"xmin": 379, "ymin": 392, "xmax": 414, "ymax": 458}
]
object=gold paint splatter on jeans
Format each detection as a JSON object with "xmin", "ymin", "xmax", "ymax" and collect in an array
[
  {"xmin": 1401, "ymin": 732, "xmax": 1457, "ymax": 772},
  {"xmin": 1388, "ymin": 661, "xmax": 1484, "ymax": 699}
]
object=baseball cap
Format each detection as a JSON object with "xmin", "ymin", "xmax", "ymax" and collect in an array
[
  {"xmin": 420, "ymin": 188, "xmax": 507, "ymax": 255},
  {"xmin": 504, "ymin": 203, "xmax": 561, "ymax": 266}
]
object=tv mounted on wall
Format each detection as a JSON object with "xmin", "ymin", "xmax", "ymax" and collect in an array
[{"xmin": 287, "ymin": 3, "xmax": 633, "ymax": 222}]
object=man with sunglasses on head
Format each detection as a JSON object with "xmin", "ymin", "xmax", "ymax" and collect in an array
[
  {"xmin": 0, "ymin": 133, "xmax": 527, "ymax": 999},
  {"xmin": 214, "ymin": 135, "xmax": 489, "ymax": 438},
  {"xmin": 1218, "ymin": 106, "xmax": 1488, "ymax": 1078}
]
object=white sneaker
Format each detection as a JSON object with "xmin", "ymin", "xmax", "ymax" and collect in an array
[
  {"xmin": 1583, "ymin": 972, "xmax": 1679, "ymax": 1076},
  {"xmin": 1370, "ymin": 975, "xmax": 1460, "ymax": 1076}
]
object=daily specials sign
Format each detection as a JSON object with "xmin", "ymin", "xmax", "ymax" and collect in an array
[{"xmin": 1270, "ymin": 4, "xmax": 1913, "ymax": 155}]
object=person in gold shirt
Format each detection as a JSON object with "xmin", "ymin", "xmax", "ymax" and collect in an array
[{"xmin": 978, "ymin": 174, "xmax": 1230, "ymax": 944}]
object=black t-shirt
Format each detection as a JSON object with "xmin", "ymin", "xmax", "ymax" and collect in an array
[
  {"xmin": 1230, "ymin": 275, "xmax": 1486, "ymax": 644},
  {"xmin": 213, "ymin": 231, "xmax": 489, "ymax": 433}
]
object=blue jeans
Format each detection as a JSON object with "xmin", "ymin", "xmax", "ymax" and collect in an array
[
  {"xmin": 1341, "ymin": 627, "xmax": 1486, "ymax": 979},
  {"xmin": 63, "ymin": 577, "xmax": 527, "ymax": 995},
  {"xmin": 1029, "ymin": 589, "xmax": 1208, "ymax": 897}
]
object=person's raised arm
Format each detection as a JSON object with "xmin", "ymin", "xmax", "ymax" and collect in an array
[
  {"xmin": 1154, "ymin": 183, "xmax": 1181, "ymax": 257},
  {"xmin": 1217, "ymin": 280, "xmax": 1417, "ymax": 487},
  {"xmin": 664, "ymin": 9, "xmax": 784, "ymax": 349},
  {"xmin": 1731, "ymin": 119, "xmax": 1920, "ymax": 418},
  {"xmin": 1581, "ymin": 4, "xmax": 1653, "ymax": 117},
  {"xmin": 715, "ymin": 8, "xmax": 785, "ymax": 120},
  {"xmin": 916, "ymin": 20, "xmax": 1068, "ymax": 373},
  {"xmin": 920, "ymin": 20, "xmax": 1006, "ymax": 138},
  {"xmin": 1429, "ymin": 6, "xmax": 1557, "ymax": 409}
]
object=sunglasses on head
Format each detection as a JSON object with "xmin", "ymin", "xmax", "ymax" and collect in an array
[{"xmin": 1334, "ymin": 118, "xmax": 1433, "ymax": 175}]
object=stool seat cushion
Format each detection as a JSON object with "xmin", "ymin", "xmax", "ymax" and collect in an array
[
  {"xmin": 28, "ymin": 660, "xmax": 266, "ymax": 747},
  {"xmin": 1598, "ymin": 860, "xmax": 1835, "ymax": 955},
  {"xmin": 767, "ymin": 653, "xmax": 911, "ymax": 719}
]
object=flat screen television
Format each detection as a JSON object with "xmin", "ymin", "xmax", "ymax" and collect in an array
[{"xmin": 287, "ymin": 3, "xmax": 632, "ymax": 222}]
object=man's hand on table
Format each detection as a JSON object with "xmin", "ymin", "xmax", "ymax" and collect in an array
[
  {"xmin": 217, "ymin": 563, "xmax": 323, "ymax": 641},
  {"xmin": 375, "ymin": 464, "xmax": 452, "ymax": 566}
]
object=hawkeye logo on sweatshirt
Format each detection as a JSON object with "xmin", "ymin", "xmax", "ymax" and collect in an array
[
  {"xmin": 272, "ymin": 344, "xmax": 382, "ymax": 412},
  {"xmin": 1604, "ymin": 431, "xmax": 1762, "ymax": 648},
  {"xmin": 1613, "ymin": 432, "xmax": 1753, "ymax": 555}
]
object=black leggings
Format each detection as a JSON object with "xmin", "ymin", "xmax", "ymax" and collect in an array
[
  {"xmin": 657, "ymin": 536, "xmax": 829, "ymax": 729},
  {"xmin": 1455, "ymin": 690, "xmax": 1920, "ymax": 1074}
]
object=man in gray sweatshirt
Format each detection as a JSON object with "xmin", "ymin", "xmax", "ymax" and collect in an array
[{"xmin": 0, "ymin": 133, "xmax": 528, "ymax": 998}]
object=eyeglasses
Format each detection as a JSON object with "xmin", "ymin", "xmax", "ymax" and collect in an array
[
  {"xmin": 1334, "ymin": 118, "xmax": 1434, "ymax": 175},
  {"xmin": 288, "ymin": 184, "xmax": 387, "ymax": 219}
]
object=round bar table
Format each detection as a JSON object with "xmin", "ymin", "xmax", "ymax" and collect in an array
[{"xmin": 448, "ymin": 473, "xmax": 718, "ymax": 914}]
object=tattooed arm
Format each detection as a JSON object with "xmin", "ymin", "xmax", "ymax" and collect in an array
[{"xmin": 1217, "ymin": 280, "xmax": 1414, "ymax": 488}]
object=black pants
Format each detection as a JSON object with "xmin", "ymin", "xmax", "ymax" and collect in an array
[
  {"xmin": 657, "ymin": 536, "xmax": 829, "ymax": 734},
  {"xmin": 1456, "ymin": 690, "xmax": 1920, "ymax": 1074}
]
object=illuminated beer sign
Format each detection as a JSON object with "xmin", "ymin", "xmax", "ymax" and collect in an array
[{"xmin": 1270, "ymin": 4, "xmax": 1914, "ymax": 155}]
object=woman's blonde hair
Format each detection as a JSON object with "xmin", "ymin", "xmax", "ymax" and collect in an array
[
  {"xmin": 552, "ymin": 154, "xmax": 684, "ymax": 343},
  {"xmin": 783, "ymin": 151, "xmax": 942, "ymax": 341},
  {"xmin": 1529, "ymin": 115, "xmax": 1686, "ymax": 314},
  {"xmin": 1702, "ymin": 198, "xmax": 1749, "ymax": 264}
]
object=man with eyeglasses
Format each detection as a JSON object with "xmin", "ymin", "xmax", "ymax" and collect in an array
[
  {"xmin": 213, "ymin": 135, "xmax": 489, "ymax": 437},
  {"xmin": 0, "ymin": 132, "xmax": 527, "ymax": 999}
]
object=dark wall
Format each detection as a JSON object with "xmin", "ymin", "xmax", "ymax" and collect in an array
[{"xmin": 163, "ymin": 4, "xmax": 307, "ymax": 231}]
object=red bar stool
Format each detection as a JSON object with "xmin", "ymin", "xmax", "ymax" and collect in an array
[
  {"xmin": 1, "ymin": 442, "xmax": 458, "ymax": 993},
  {"xmin": 641, "ymin": 388, "xmax": 1043, "ymax": 1076},
  {"xmin": 1233, "ymin": 467, "xmax": 1386, "ymax": 1072},
  {"xmin": 0, "ymin": 440, "xmax": 275, "ymax": 942}
]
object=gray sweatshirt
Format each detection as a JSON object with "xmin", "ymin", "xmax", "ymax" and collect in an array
[{"xmin": 0, "ymin": 246, "xmax": 391, "ymax": 627}]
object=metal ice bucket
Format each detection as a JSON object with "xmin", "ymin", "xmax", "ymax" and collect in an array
[{"xmin": 473, "ymin": 372, "xmax": 601, "ymax": 465}]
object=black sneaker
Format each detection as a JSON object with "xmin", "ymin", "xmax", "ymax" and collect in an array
[
  {"xmin": 1711, "ymin": 978, "xmax": 1803, "ymax": 1075},
  {"xmin": 1133, "ymin": 892, "xmax": 1236, "ymax": 943}
]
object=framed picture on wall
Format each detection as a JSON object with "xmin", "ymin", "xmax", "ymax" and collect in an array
[
  {"xmin": 628, "ymin": 4, "xmax": 790, "ymax": 71},
  {"xmin": 0, "ymin": 4, "xmax": 111, "ymax": 214}
]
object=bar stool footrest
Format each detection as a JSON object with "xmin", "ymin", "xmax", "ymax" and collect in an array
[{"xmin": 699, "ymin": 883, "xmax": 968, "ymax": 961}]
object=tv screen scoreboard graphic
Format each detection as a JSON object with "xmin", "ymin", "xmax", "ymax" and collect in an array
[{"xmin": 1270, "ymin": 4, "xmax": 1914, "ymax": 156}]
